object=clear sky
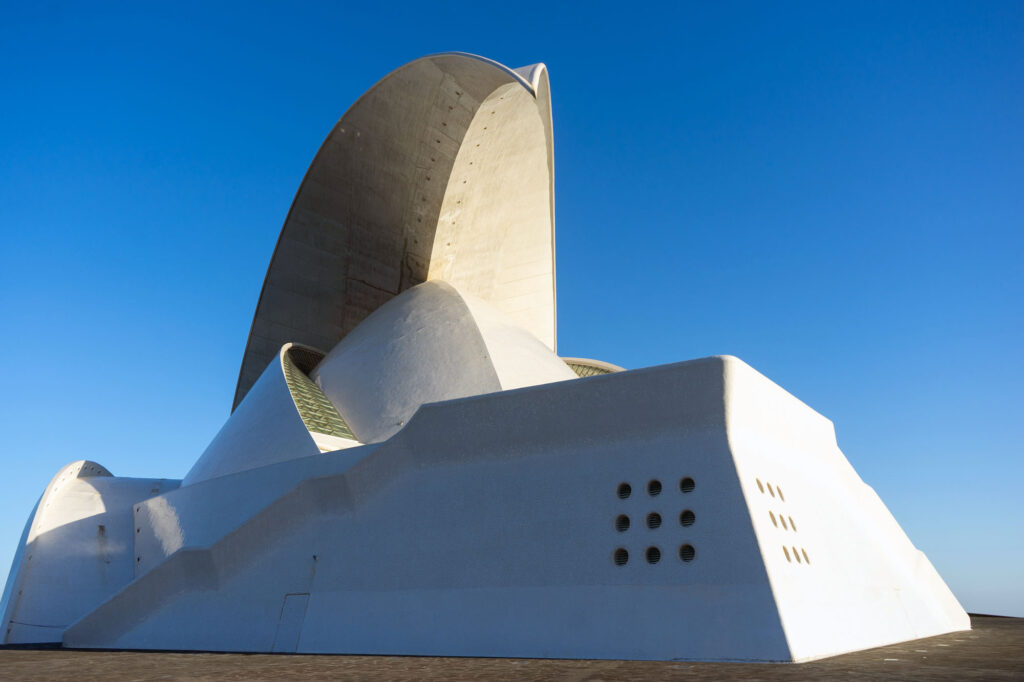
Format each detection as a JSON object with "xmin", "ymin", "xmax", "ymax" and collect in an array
[{"xmin": 1, "ymin": 2, "xmax": 1021, "ymax": 618}]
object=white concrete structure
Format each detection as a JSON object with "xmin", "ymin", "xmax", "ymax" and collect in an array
[
  {"xmin": 0, "ymin": 53, "xmax": 968, "ymax": 661},
  {"xmin": 233, "ymin": 52, "xmax": 557, "ymax": 411}
]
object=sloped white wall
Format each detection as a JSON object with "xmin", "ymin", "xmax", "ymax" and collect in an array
[
  {"xmin": 64, "ymin": 359, "xmax": 789, "ymax": 659},
  {"xmin": 722, "ymin": 356, "xmax": 970, "ymax": 660},
  {"xmin": 184, "ymin": 349, "xmax": 321, "ymax": 486},
  {"xmin": 63, "ymin": 357, "xmax": 967, "ymax": 660}
]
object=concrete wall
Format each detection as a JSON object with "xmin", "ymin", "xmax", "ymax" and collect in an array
[
  {"xmin": 61, "ymin": 357, "xmax": 967, "ymax": 660},
  {"xmin": 722, "ymin": 359, "xmax": 970, "ymax": 660},
  {"xmin": 0, "ymin": 461, "xmax": 178, "ymax": 644}
]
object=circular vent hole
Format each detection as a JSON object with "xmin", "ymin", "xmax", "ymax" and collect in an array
[
  {"xmin": 680, "ymin": 509, "xmax": 696, "ymax": 526},
  {"xmin": 679, "ymin": 544, "xmax": 696, "ymax": 562},
  {"xmin": 615, "ymin": 515, "xmax": 630, "ymax": 532},
  {"xmin": 613, "ymin": 548, "xmax": 629, "ymax": 566},
  {"xmin": 617, "ymin": 483, "xmax": 632, "ymax": 499},
  {"xmin": 680, "ymin": 477, "xmax": 696, "ymax": 493},
  {"xmin": 647, "ymin": 480, "xmax": 662, "ymax": 496},
  {"xmin": 646, "ymin": 512, "xmax": 662, "ymax": 529},
  {"xmin": 646, "ymin": 547, "xmax": 661, "ymax": 564}
]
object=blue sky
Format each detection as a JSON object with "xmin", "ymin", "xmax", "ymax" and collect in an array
[{"xmin": 1, "ymin": 2, "xmax": 1021, "ymax": 618}]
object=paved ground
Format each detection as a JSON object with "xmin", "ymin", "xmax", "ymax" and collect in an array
[{"xmin": 1, "ymin": 615, "xmax": 1021, "ymax": 680}]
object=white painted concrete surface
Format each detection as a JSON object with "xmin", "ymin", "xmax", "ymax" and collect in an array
[
  {"xmin": 185, "ymin": 351, "xmax": 319, "ymax": 486},
  {"xmin": 31, "ymin": 357, "xmax": 965, "ymax": 661},
  {"xmin": 0, "ymin": 53, "xmax": 969, "ymax": 662},
  {"xmin": 0, "ymin": 461, "xmax": 178, "ymax": 644},
  {"xmin": 310, "ymin": 281, "xmax": 575, "ymax": 443}
]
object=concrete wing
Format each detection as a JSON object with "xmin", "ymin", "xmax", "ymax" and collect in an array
[{"xmin": 234, "ymin": 53, "xmax": 556, "ymax": 410}]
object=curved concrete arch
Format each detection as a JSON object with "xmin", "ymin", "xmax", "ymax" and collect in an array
[{"xmin": 233, "ymin": 53, "xmax": 555, "ymax": 410}]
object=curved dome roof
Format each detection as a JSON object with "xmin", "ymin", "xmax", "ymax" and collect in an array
[
  {"xmin": 310, "ymin": 281, "xmax": 575, "ymax": 444},
  {"xmin": 234, "ymin": 53, "xmax": 556, "ymax": 410}
]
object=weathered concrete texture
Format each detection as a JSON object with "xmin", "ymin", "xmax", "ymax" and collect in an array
[
  {"xmin": 0, "ymin": 616, "xmax": 1020, "ymax": 681},
  {"xmin": 234, "ymin": 53, "xmax": 556, "ymax": 410}
]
